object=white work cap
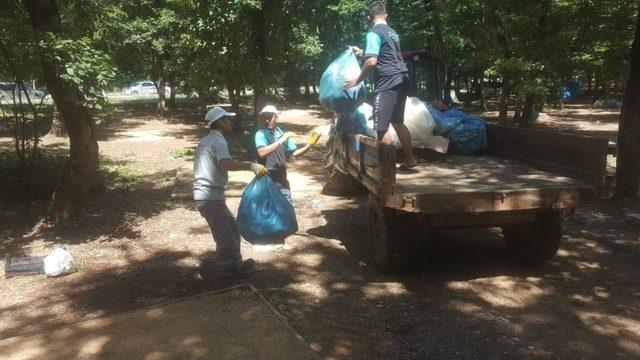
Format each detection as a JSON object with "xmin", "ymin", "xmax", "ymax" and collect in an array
[
  {"xmin": 259, "ymin": 105, "xmax": 279, "ymax": 115},
  {"xmin": 205, "ymin": 106, "xmax": 236, "ymax": 124}
]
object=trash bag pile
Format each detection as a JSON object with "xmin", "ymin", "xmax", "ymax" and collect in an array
[
  {"xmin": 237, "ymin": 176, "xmax": 298, "ymax": 242},
  {"xmin": 594, "ymin": 98, "xmax": 621, "ymax": 109},
  {"xmin": 427, "ymin": 106, "xmax": 487, "ymax": 155},
  {"xmin": 318, "ymin": 49, "xmax": 486, "ymax": 155},
  {"xmin": 319, "ymin": 49, "xmax": 367, "ymax": 115}
]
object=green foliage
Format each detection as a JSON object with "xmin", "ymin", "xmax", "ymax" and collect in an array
[
  {"xmin": 42, "ymin": 35, "xmax": 116, "ymax": 118},
  {"xmin": 170, "ymin": 147, "xmax": 195, "ymax": 158}
]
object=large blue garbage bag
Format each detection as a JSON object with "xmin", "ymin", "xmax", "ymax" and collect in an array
[
  {"xmin": 427, "ymin": 105, "xmax": 462, "ymax": 136},
  {"xmin": 448, "ymin": 115, "xmax": 488, "ymax": 155},
  {"xmin": 335, "ymin": 104, "xmax": 368, "ymax": 135},
  {"xmin": 237, "ymin": 176, "xmax": 298, "ymax": 242},
  {"xmin": 319, "ymin": 49, "xmax": 367, "ymax": 115}
]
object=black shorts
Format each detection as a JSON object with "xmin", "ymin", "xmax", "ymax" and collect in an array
[{"xmin": 372, "ymin": 78, "xmax": 410, "ymax": 132}]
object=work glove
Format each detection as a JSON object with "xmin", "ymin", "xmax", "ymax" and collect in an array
[
  {"xmin": 308, "ymin": 130, "xmax": 321, "ymax": 147},
  {"xmin": 250, "ymin": 163, "xmax": 268, "ymax": 177}
]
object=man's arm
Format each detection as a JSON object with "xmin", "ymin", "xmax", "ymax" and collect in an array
[
  {"xmin": 344, "ymin": 57, "xmax": 377, "ymax": 89},
  {"xmin": 219, "ymin": 158, "xmax": 267, "ymax": 176},
  {"xmin": 256, "ymin": 131, "xmax": 295, "ymax": 158},
  {"xmin": 291, "ymin": 144, "xmax": 310, "ymax": 157},
  {"xmin": 218, "ymin": 158, "xmax": 251, "ymax": 172},
  {"xmin": 344, "ymin": 32, "xmax": 381, "ymax": 89}
]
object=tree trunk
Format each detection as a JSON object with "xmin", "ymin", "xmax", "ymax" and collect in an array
[
  {"xmin": 153, "ymin": 51, "xmax": 166, "ymax": 117},
  {"xmin": 227, "ymin": 83, "xmax": 239, "ymax": 110},
  {"xmin": 251, "ymin": 6, "xmax": 267, "ymax": 127},
  {"xmin": 615, "ymin": 7, "xmax": 640, "ymax": 199},
  {"xmin": 23, "ymin": 0, "xmax": 99, "ymax": 223},
  {"xmin": 197, "ymin": 91, "xmax": 207, "ymax": 111},
  {"xmin": 519, "ymin": 93, "xmax": 536, "ymax": 128},
  {"xmin": 512, "ymin": 94, "xmax": 522, "ymax": 124},
  {"xmin": 479, "ymin": 77, "xmax": 487, "ymax": 111},
  {"xmin": 603, "ymin": 80, "xmax": 611, "ymax": 99},
  {"xmin": 498, "ymin": 83, "xmax": 511, "ymax": 125},
  {"xmin": 167, "ymin": 74, "xmax": 176, "ymax": 109}
]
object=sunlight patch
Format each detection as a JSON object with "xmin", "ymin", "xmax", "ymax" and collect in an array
[
  {"xmin": 447, "ymin": 276, "xmax": 545, "ymax": 308},
  {"xmin": 113, "ymin": 130, "xmax": 176, "ymax": 142},
  {"xmin": 362, "ymin": 282, "xmax": 409, "ymax": 298}
]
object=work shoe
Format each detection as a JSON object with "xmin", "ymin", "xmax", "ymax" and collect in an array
[{"xmin": 233, "ymin": 258, "xmax": 255, "ymax": 277}]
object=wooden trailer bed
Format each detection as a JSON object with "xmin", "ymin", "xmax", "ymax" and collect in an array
[{"xmin": 332, "ymin": 122, "xmax": 609, "ymax": 271}]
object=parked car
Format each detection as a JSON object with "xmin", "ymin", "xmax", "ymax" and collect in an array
[
  {"xmin": 0, "ymin": 81, "xmax": 48, "ymax": 103},
  {"xmin": 123, "ymin": 81, "xmax": 171, "ymax": 96}
]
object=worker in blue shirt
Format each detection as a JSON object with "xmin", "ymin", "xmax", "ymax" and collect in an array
[
  {"xmin": 254, "ymin": 105, "xmax": 321, "ymax": 202},
  {"xmin": 345, "ymin": 1, "xmax": 418, "ymax": 169}
]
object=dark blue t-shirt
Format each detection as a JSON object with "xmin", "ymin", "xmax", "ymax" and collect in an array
[{"xmin": 364, "ymin": 22, "xmax": 409, "ymax": 91}]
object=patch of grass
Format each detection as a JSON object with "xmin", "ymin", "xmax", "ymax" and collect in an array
[
  {"xmin": 98, "ymin": 156, "xmax": 148, "ymax": 186},
  {"xmin": 170, "ymin": 147, "xmax": 195, "ymax": 158},
  {"xmin": 75, "ymin": 260, "xmax": 87, "ymax": 272}
]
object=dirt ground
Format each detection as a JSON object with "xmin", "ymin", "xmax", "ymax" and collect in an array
[
  {"xmin": 1, "ymin": 100, "xmax": 639, "ymax": 359},
  {"xmin": 0, "ymin": 285, "xmax": 317, "ymax": 360}
]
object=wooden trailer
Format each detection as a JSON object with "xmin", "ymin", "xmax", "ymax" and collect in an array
[{"xmin": 334, "ymin": 123, "xmax": 609, "ymax": 272}]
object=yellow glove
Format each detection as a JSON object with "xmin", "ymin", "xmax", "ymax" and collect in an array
[
  {"xmin": 308, "ymin": 130, "xmax": 321, "ymax": 146},
  {"xmin": 250, "ymin": 163, "xmax": 268, "ymax": 177}
]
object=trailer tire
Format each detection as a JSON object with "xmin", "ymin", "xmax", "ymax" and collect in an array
[
  {"xmin": 368, "ymin": 194, "xmax": 409, "ymax": 272},
  {"xmin": 502, "ymin": 211, "xmax": 562, "ymax": 264}
]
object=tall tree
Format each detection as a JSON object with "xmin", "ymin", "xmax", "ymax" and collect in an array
[
  {"xmin": 615, "ymin": 5, "xmax": 640, "ymax": 199},
  {"xmin": 22, "ymin": 0, "xmax": 99, "ymax": 223}
]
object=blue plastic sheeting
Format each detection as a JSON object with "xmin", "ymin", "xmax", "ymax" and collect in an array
[
  {"xmin": 448, "ymin": 115, "xmax": 488, "ymax": 155},
  {"xmin": 335, "ymin": 105, "xmax": 368, "ymax": 135},
  {"xmin": 427, "ymin": 105, "xmax": 462, "ymax": 136},
  {"xmin": 237, "ymin": 176, "xmax": 298, "ymax": 242},
  {"xmin": 319, "ymin": 50, "xmax": 367, "ymax": 115},
  {"xmin": 427, "ymin": 106, "xmax": 487, "ymax": 155}
]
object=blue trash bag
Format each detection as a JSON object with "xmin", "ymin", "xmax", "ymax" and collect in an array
[
  {"xmin": 336, "ymin": 105, "xmax": 368, "ymax": 135},
  {"xmin": 427, "ymin": 105, "xmax": 463, "ymax": 136},
  {"xmin": 602, "ymin": 98, "xmax": 621, "ymax": 109},
  {"xmin": 448, "ymin": 115, "xmax": 488, "ymax": 155},
  {"xmin": 237, "ymin": 176, "xmax": 298, "ymax": 242},
  {"xmin": 319, "ymin": 49, "xmax": 367, "ymax": 115}
]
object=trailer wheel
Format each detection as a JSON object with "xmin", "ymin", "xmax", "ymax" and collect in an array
[
  {"xmin": 502, "ymin": 211, "xmax": 562, "ymax": 264},
  {"xmin": 368, "ymin": 194, "xmax": 409, "ymax": 272}
]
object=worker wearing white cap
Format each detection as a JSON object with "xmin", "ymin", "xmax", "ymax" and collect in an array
[
  {"xmin": 254, "ymin": 105, "xmax": 320, "ymax": 203},
  {"xmin": 194, "ymin": 106, "xmax": 267, "ymax": 288}
]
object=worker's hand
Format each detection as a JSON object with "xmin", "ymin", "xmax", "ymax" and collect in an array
[
  {"xmin": 344, "ymin": 79, "xmax": 359, "ymax": 89},
  {"xmin": 279, "ymin": 132, "xmax": 296, "ymax": 144},
  {"xmin": 308, "ymin": 130, "xmax": 321, "ymax": 147},
  {"xmin": 350, "ymin": 46, "xmax": 363, "ymax": 57},
  {"xmin": 250, "ymin": 163, "xmax": 268, "ymax": 177}
]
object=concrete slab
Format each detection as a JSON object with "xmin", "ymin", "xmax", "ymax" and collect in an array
[{"xmin": 0, "ymin": 284, "xmax": 318, "ymax": 360}]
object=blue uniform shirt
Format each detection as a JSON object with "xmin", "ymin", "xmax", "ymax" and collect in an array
[{"xmin": 254, "ymin": 126, "xmax": 297, "ymax": 154}]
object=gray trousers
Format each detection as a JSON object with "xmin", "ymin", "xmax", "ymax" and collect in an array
[{"xmin": 195, "ymin": 200, "xmax": 242, "ymax": 277}]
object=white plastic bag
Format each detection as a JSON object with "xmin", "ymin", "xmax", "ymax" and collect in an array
[
  {"xmin": 43, "ymin": 248, "xmax": 76, "ymax": 277},
  {"xmin": 364, "ymin": 97, "xmax": 436, "ymax": 146}
]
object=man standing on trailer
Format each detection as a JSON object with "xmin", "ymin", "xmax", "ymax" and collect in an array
[{"xmin": 345, "ymin": 1, "xmax": 418, "ymax": 169}]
